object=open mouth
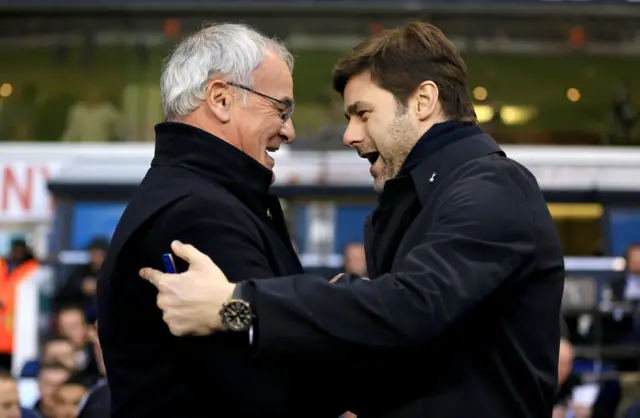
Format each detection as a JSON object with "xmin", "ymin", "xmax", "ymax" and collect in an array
[
  {"xmin": 361, "ymin": 151, "xmax": 380, "ymax": 165},
  {"xmin": 266, "ymin": 147, "xmax": 279, "ymax": 153}
]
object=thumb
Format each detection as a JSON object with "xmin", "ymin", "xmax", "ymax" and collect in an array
[
  {"xmin": 330, "ymin": 273, "xmax": 344, "ymax": 283},
  {"xmin": 170, "ymin": 240, "xmax": 210, "ymax": 268}
]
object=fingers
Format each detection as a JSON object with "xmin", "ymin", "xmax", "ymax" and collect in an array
[
  {"xmin": 170, "ymin": 240, "xmax": 210, "ymax": 267},
  {"xmin": 162, "ymin": 311, "xmax": 188, "ymax": 337},
  {"xmin": 139, "ymin": 267, "xmax": 170, "ymax": 286},
  {"xmin": 161, "ymin": 311, "xmax": 208, "ymax": 337},
  {"xmin": 329, "ymin": 273, "xmax": 345, "ymax": 283}
]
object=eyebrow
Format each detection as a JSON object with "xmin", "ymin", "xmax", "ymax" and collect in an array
[{"xmin": 344, "ymin": 100, "xmax": 372, "ymax": 119}]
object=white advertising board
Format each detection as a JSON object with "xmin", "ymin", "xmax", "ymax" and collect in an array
[{"xmin": 0, "ymin": 162, "xmax": 61, "ymax": 223}]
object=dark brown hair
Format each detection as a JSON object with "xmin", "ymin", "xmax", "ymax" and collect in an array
[{"xmin": 332, "ymin": 21, "xmax": 476, "ymax": 123}]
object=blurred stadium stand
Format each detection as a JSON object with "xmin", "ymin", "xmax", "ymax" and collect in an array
[{"xmin": 3, "ymin": 0, "xmax": 640, "ymax": 416}]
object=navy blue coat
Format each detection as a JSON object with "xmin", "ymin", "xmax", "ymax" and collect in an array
[
  {"xmin": 240, "ymin": 122, "xmax": 565, "ymax": 418},
  {"xmin": 98, "ymin": 122, "xmax": 346, "ymax": 418}
]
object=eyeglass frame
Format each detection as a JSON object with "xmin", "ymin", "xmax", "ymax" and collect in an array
[{"xmin": 227, "ymin": 82, "xmax": 295, "ymax": 123}]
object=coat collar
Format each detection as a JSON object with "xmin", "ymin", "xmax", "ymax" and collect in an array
[
  {"xmin": 151, "ymin": 122, "xmax": 273, "ymax": 196},
  {"xmin": 397, "ymin": 120, "xmax": 484, "ymax": 177},
  {"xmin": 379, "ymin": 121, "xmax": 504, "ymax": 207}
]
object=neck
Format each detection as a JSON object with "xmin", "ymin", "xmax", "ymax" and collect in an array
[
  {"xmin": 181, "ymin": 111, "xmax": 241, "ymax": 152},
  {"xmin": 414, "ymin": 114, "xmax": 448, "ymax": 138}
]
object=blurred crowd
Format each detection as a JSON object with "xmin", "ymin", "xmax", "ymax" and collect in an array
[
  {"xmin": 0, "ymin": 237, "xmax": 108, "ymax": 418},
  {"xmin": 0, "ymin": 82, "xmax": 161, "ymax": 143}
]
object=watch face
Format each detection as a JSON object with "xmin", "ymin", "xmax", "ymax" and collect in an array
[{"xmin": 222, "ymin": 300, "xmax": 253, "ymax": 332}]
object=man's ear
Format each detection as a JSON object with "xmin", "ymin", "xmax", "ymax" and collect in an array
[
  {"xmin": 205, "ymin": 80, "xmax": 232, "ymax": 123},
  {"xmin": 412, "ymin": 80, "xmax": 439, "ymax": 122}
]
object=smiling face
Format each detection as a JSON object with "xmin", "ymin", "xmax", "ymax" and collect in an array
[
  {"xmin": 198, "ymin": 49, "xmax": 295, "ymax": 173},
  {"xmin": 333, "ymin": 22, "xmax": 477, "ymax": 192},
  {"xmin": 342, "ymin": 72, "xmax": 421, "ymax": 192}
]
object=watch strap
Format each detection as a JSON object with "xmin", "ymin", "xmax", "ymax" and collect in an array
[{"xmin": 232, "ymin": 282, "xmax": 246, "ymax": 301}]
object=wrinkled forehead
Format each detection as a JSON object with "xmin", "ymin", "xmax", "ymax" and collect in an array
[{"xmin": 251, "ymin": 51, "xmax": 294, "ymax": 100}]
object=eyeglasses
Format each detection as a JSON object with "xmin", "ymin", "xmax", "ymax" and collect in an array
[{"xmin": 228, "ymin": 82, "xmax": 295, "ymax": 123}]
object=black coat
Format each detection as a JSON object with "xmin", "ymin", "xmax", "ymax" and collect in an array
[
  {"xmin": 240, "ymin": 122, "xmax": 566, "ymax": 418},
  {"xmin": 97, "ymin": 122, "xmax": 344, "ymax": 418}
]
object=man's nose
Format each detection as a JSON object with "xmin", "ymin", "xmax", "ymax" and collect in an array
[
  {"xmin": 280, "ymin": 118, "xmax": 296, "ymax": 144},
  {"xmin": 343, "ymin": 121, "xmax": 364, "ymax": 148}
]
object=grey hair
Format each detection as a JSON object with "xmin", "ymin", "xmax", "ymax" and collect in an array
[{"xmin": 160, "ymin": 22, "xmax": 294, "ymax": 121}]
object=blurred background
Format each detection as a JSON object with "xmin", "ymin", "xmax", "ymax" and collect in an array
[{"xmin": 2, "ymin": 0, "xmax": 640, "ymax": 417}]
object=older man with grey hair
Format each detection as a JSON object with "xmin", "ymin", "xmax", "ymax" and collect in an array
[{"xmin": 97, "ymin": 23, "xmax": 344, "ymax": 418}]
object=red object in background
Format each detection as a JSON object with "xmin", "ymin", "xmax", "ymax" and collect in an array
[
  {"xmin": 370, "ymin": 22, "xmax": 383, "ymax": 35},
  {"xmin": 569, "ymin": 26, "xmax": 586, "ymax": 49},
  {"xmin": 164, "ymin": 18, "xmax": 181, "ymax": 38}
]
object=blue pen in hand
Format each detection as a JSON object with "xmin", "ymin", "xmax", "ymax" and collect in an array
[{"xmin": 162, "ymin": 253, "xmax": 177, "ymax": 274}]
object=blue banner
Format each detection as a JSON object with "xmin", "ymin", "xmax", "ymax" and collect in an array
[
  {"xmin": 71, "ymin": 202, "xmax": 126, "ymax": 250},
  {"xmin": 608, "ymin": 208, "xmax": 640, "ymax": 257},
  {"xmin": 334, "ymin": 204, "xmax": 375, "ymax": 253}
]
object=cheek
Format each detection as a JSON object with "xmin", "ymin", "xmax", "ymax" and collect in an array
[
  {"xmin": 247, "ymin": 117, "xmax": 280, "ymax": 144},
  {"xmin": 366, "ymin": 118, "xmax": 392, "ymax": 157}
]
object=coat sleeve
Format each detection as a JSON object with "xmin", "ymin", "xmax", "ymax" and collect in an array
[
  {"xmin": 244, "ymin": 167, "xmax": 537, "ymax": 357},
  {"xmin": 167, "ymin": 196, "xmax": 275, "ymax": 282}
]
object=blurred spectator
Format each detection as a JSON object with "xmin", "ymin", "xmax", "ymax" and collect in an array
[
  {"xmin": 60, "ymin": 87, "xmax": 121, "ymax": 142},
  {"xmin": 554, "ymin": 338, "xmax": 576, "ymax": 417},
  {"xmin": 612, "ymin": 82, "xmax": 638, "ymax": 144},
  {"xmin": 34, "ymin": 363, "xmax": 71, "ymax": 418},
  {"xmin": 623, "ymin": 243, "xmax": 640, "ymax": 302},
  {"xmin": 0, "ymin": 83, "xmax": 38, "ymax": 141},
  {"xmin": 609, "ymin": 243, "xmax": 640, "ymax": 351},
  {"xmin": 0, "ymin": 369, "xmax": 20, "ymax": 418},
  {"xmin": 343, "ymin": 242, "xmax": 367, "ymax": 278},
  {"xmin": 55, "ymin": 308, "xmax": 97, "ymax": 379},
  {"xmin": 77, "ymin": 322, "xmax": 109, "ymax": 418},
  {"xmin": 0, "ymin": 239, "xmax": 39, "ymax": 371},
  {"xmin": 20, "ymin": 337, "xmax": 77, "ymax": 378},
  {"xmin": 53, "ymin": 376, "xmax": 89, "ymax": 418},
  {"xmin": 6, "ymin": 239, "xmax": 36, "ymax": 269},
  {"xmin": 54, "ymin": 238, "xmax": 108, "ymax": 314},
  {"xmin": 554, "ymin": 334, "xmax": 620, "ymax": 418},
  {"xmin": 120, "ymin": 79, "xmax": 163, "ymax": 141},
  {"xmin": 0, "ymin": 369, "xmax": 41, "ymax": 418}
]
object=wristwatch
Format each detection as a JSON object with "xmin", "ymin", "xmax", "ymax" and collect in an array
[{"xmin": 219, "ymin": 283, "xmax": 254, "ymax": 332}]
